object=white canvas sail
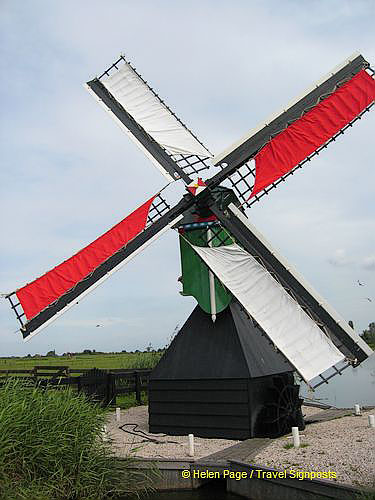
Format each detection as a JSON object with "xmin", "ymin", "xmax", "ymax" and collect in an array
[
  {"xmin": 101, "ymin": 62, "xmax": 212, "ymax": 157},
  {"xmin": 191, "ymin": 243, "xmax": 345, "ymax": 382}
]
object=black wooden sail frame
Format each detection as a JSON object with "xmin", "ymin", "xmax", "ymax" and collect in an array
[{"xmin": 88, "ymin": 55, "xmax": 212, "ymax": 182}]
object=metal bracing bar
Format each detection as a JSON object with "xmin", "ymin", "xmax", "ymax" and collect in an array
[
  {"xmin": 98, "ymin": 56, "xmax": 124, "ymax": 79},
  {"xmin": 333, "ymin": 365, "xmax": 343, "ymax": 375},
  {"xmin": 150, "ymin": 194, "xmax": 170, "ymax": 212},
  {"xmin": 220, "ymin": 162, "xmax": 256, "ymax": 208},
  {"xmin": 7, "ymin": 294, "xmax": 26, "ymax": 327},
  {"xmin": 202, "ymin": 224, "xmax": 233, "ymax": 247},
  {"xmin": 312, "ymin": 362, "xmax": 352, "ymax": 389},
  {"xmin": 183, "ymin": 156, "xmax": 210, "ymax": 167},
  {"xmin": 147, "ymin": 193, "xmax": 171, "ymax": 225},
  {"xmin": 150, "ymin": 202, "xmax": 167, "ymax": 213},
  {"xmin": 172, "ymin": 154, "xmax": 211, "ymax": 176}
]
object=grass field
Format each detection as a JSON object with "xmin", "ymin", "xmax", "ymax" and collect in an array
[
  {"xmin": 0, "ymin": 351, "xmax": 163, "ymax": 372},
  {"xmin": 0, "ymin": 352, "xmax": 162, "ymax": 410}
]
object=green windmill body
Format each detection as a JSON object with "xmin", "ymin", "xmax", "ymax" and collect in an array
[{"xmin": 178, "ymin": 187, "xmax": 238, "ymax": 318}]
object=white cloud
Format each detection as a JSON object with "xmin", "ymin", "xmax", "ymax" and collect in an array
[
  {"xmin": 363, "ymin": 255, "xmax": 375, "ymax": 270},
  {"xmin": 328, "ymin": 249, "xmax": 354, "ymax": 268}
]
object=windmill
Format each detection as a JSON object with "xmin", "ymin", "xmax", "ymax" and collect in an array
[{"xmin": 5, "ymin": 52, "xmax": 374, "ymax": 439}]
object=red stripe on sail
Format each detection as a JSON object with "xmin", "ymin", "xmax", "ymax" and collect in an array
[
  {"xmin": 16, "ymin": 195, "xmax": 156, "ymax": 320},
  {"xmin": 250, "ymin": 70, "xmax": 375, "ymax": 198}
]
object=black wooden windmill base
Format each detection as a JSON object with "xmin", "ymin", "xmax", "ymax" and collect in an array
[{"xmin": 149, "ymin": 300, "xmax": 305, "ymax": 440}]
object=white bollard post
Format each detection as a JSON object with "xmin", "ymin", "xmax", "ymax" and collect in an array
[
  {"xmin": 354, "ymin": 404, "xmax": 361, "ymax": 416},
  {"xmin": 116, "ymin": 407, "xmax": 121, "ymax": 423},
  {"xmin": 188, "ymin": 434, "xmax": 195, "ymax": 457},
  {"xmin": 292, "ymin": 427, "xmax": 300, "ymax": 448},
  {"xmin": 368, "ymin": 415, "xmax": 375, "ymax": 428}
]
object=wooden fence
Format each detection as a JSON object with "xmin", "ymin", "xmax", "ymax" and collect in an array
[{"xmin": 0, "ymin": 366, "xmax": 152, "ymax": 406}]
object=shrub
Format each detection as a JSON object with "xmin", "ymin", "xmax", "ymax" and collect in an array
[
  {"xmin": 0, "ymin": 377, "xmax": 155, "ymax": 500},
  {"xmin": 122, "ymin": 351, "xmax": 163, "ymax": 370}
]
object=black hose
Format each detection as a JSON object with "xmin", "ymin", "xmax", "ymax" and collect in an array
[{"xmin": 119, "ymin": 423, "xmax": 180, "ymax": 444}]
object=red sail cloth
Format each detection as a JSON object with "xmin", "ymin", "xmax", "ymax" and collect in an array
[
  {"xmin": 251, "ymin": 70, "xmax": 375, "ymax": 198},
  {"xmin": 16, "ymin": 195, "xmax": 156, "ymax": 321}
]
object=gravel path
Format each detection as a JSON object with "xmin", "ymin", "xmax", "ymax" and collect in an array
[
  {"xmin": 254, "ymin": 408, "xmax": 375, "ymax": 487},
  {"xmin": 106, "ymin": 405, "xmax": 238, "ymax": 460},
  {"xmin": 106, "ymin": 405, "xmax": 375, "ymax": 486}
]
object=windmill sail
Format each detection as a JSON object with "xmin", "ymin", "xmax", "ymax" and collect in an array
[
  {"xmin": 86, "ymin": 56, "xmax": 212, "ymax": 183},
  {"xmin": 7, "ymin": 195, "xmax": 183, "ymax": 341},
  {"xmin": 191, "ymin": 203, "xmax": 372, "ymax": 384},
  {"xmin": 212, "ymin": 53, "xmax": 375, "ymax": 203},
  {"xmin": 191, "ymin": 242, "xmax": 345, "ymax": 382}
]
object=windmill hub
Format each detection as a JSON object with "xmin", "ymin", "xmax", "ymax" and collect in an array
[{"xmin": 181, "ymin": 186, "xmax": 240, "ymax": 227}]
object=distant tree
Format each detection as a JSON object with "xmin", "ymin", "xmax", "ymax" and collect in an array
[
  {"xmin": 46, "ymin": 350, "xmax": 56, "ymax": 357},
  {"xmin": 361, "ymin": 322, "xmax": 375, "ymax": 347},
  {"xmin": 83, "ymin": 349, "xmax": 92, "ymax": 355}
]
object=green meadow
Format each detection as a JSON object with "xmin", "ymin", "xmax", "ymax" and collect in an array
[
  {"xmin": 0, "ymin": 351, "xmax": 163, "ymax": 372},
  {"xmin": 0, "ymin": 352, "xmax": 162, "ymax": 410}
]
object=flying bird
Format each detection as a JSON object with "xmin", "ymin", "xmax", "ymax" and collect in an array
[
  {"xmin": 364, "ymin": 298, "xmax": 372, "ymax": 302},
  {"xmin": 357, "ymin": 280, "xmax": 365, "ymax": 286}
]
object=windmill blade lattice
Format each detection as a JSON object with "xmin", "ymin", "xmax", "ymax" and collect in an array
[{"xmin": 87, "ymin": 55, "xmax": 213, "ymax": 184}]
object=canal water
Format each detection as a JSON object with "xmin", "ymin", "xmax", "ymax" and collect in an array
[
  {"xmin": 302, "ymin": 353, "xmax": 375, "ymax": 407},
  {"xmin": 137, "ymin": 480, "xmax": 238, "ymax": 499},
  {"xmin": 115, "ymin": 480, "xmax": 238, "ymax": 499}
]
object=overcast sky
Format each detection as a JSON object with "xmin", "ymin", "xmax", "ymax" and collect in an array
[{"xmin": 1, "ymin": 0, "xmax": 374, "ymax": 357}]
